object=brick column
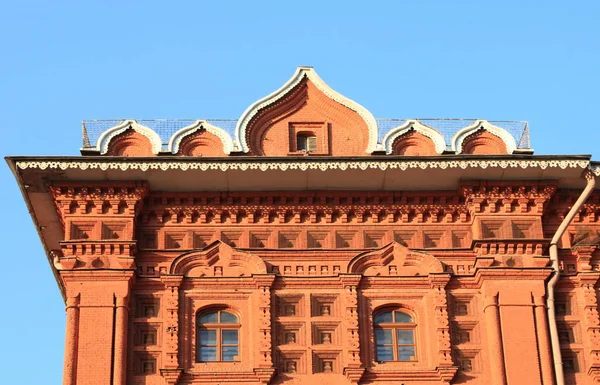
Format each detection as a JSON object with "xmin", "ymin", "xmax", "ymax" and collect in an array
[
  {"xmin": 483, "ymin": 293, "xmax": 507, "ymax": 385},
  {"xmin": 112, "ymin": 295, "xmax": 129, "ymax": 385},
  {"xmin": 533, "ymin": 295, "xmax": 554, "ymax": 385},
  {"xmin": 63, "ymin": 296, "xmax": 79, "ymax": 385}
]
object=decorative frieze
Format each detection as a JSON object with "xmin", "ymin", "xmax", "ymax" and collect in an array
[{"xmin": 461, "ymin": 181, "xmax": 557, "ymax": 215}]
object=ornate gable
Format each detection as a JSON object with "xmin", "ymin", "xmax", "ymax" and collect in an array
[{"xmin": 234, "ymin": 67, "xmax": 378, "ymax": 156}]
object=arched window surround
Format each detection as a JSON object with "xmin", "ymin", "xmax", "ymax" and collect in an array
[
  {"xmin": 196, "ymin": 307, "xmax": 241, "ymax": 362},
  {"xmin": 373, "ymin": 307, "xmax": 417, "ymax": 363}
]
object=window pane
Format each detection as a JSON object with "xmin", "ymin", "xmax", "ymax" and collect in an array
[
  {"xmin": 199, "ymin": 329, "xmax": 216, "ymax": 344},
  {"xmin": 222, "ymin": 330, "xmax": 238, "ymax": 345},
  {"xmin": 199, "ymin": 312, "xmax": 218, "ymax": 323},
  {"xmin": 220, "ymin": 312, "xmax": 238, "ymax": 324},
  {"xmin": 297, "ymin": 135, "xmax": 307, "ymax": 151},
  {"xmin": 395, "ymin": 312, "xmax": 413, "ymax": 323},
  {"xmin": 199, "ymin": 346, "xmax": 217, "ymax": 361},
  {"xmin": 374, "ymin": 312, "xmax": 393, "ymax": 324},
  {"xmin": 222, "ymin": 346, "xmax": 239, "ymax": 361},
  {"xmin": 376, "ymin": 346, "xmax": 393, "ymax": 361},
  {"xmin": 375, "ymin": 329, "xmax": 393, "ymax": 344},
  {"xmin": 399, "ymin": 346, "xmax": 415, "ymax": 361},
  {"xmin": 397, "ymin": 330, "xmax": 414, "ymax": 344}
]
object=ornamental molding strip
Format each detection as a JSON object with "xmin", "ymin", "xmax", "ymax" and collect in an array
[
  {"xmin": 592, "ymin": 164, "xmax": 600, "ymax": 176},
  {"xmin": 167, "ymin": 120, "xmax": 234, "ymax": 154},
  {"xmin": 95, "ymin": 120, "xmax": 163, "ymax": 155},
  {"xmin": 234, "ymin": 66, "xmax": 379, "ymax": 154},
  {"xmin": 15, "ymin": 159, "xmax": 590, "ymax": 172},
  {"xmin": 381, "ymin": 120, "xmax": 446, "ymax": 154},
  {"xmin": 450, "ymin": 120, "xmax": 517, "ymax": 154}
]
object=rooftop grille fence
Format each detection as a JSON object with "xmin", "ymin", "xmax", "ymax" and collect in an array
[{"xmin": 82, "ymin": 118, "xmax": 530, "ymax": 151}]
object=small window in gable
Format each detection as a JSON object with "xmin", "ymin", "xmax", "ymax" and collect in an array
[{"xmin": 297, "ymin": 133, "xmax": 317, "ymax": 153}]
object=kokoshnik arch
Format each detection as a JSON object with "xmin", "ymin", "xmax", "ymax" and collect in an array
[{"xmin": 7, "ymin": 67, "xmax": 600, "ymax": 385}]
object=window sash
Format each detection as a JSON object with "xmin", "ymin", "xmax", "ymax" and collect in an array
[
  {"xmin": 375, "ymin": 327, "xmax": 416, "ymax": 362},
  {"xmin": 197, "ymin": 327, "xmax": 239, "ymax": 362}
]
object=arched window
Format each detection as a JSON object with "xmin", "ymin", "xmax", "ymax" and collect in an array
[
  {"xmin": 373, "ymin": 309, "xmax": 416, "ymax": 362},
  {"xmin": 196, "ymin": 309, "xmax": 240, "ymax": 362}
]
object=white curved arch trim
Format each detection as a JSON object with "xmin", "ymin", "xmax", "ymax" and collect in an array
[
  {"xmin": 450, "ymin": 120, "xmax": 517, "ymax": 154},
  {"xmin": 96, "ymin": 120, "xmax": 163, "ymax": 155},
  {"xmin": 381, "ymin": 120, "xmax": 446, "ymax": 154},
  {"xmin": 167, "ymin": 120, "xmax": 234, "ymax": 154},
  {"xmin": 234, "ymin": 66, "xmax": 379, "ymax": 154}
]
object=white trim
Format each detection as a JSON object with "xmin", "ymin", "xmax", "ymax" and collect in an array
[
  {"xmin": 96, "ymin": 120, "xmax": 163, "ymax": 155},
  {"xmin": 16, "ymin": 159, "xmax": 590, "ymax": 172},
  {"xmin": 234, "ymin": 67, "xmax": 378, "ymax": 154},
  {"xmin": 167, "ymin": 120, "xmax": 234, "ymax": 154},
  {"xmin": 592, "ymin": 164, "xmax": 600, "ymax": 176},
  {"xmin": 381, "ymin": 120, "xmax": 446, "ymax": 154},
  {"xmin": 450, "ymin": 120, "xmax": 517, "ymax": 154}
]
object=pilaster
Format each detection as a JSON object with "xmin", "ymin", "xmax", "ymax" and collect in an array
[{"xmin": 340, "ymin": 274, "xmax": 365, "ymax": 384}]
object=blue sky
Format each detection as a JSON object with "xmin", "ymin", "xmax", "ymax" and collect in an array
[{"xmin": 1, "ymin": 1, "xmax": 599, "ymax": 383}]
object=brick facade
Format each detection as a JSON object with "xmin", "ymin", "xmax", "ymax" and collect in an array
[{"xmin": 8, "ymin": 67, "xmax": 600, "ymax": 384}]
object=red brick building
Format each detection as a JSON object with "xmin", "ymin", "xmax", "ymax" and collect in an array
[{"xmin": 7, "ymin": 67, "xmax": 600, "ymax": 385}]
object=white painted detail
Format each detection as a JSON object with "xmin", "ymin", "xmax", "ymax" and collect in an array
[
  {"xmin": 16, "ymin": 159, "xmax": 590, "ymax": 172},
  {"xmin": 96, "ymin": 120, "xmax": 163, "ymax": 155},
  {"xmin": 167, "ymin": 120, "xmax": 234, "ymax": 154},
  {"xmin": 234, "ymin": 67, "xmax": 378, "ymax": 154},
  {"xmin": 381, "ymin": 120, "xmax": 446, "ymax": 154},
  {"xmin": 450, "ymin": 120, "xmax": 517, "ymax": 154}
]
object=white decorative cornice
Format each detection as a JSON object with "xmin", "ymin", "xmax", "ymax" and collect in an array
[
  {"xmin": 450, "ymin": 120, "xmax": 517, "ymax": 154},
  {"xmin": 591, "ymin": 164, "xmax": 600, "ymax": 176},
  {"xmin": 16, "ymin": 159, "xmax": 590, "ymax": 172},
  {"xmin": 234, "ymin": 67, "xmax": 378, "ymax": 154},
  {"xmin": 381, "ymin": 120, "xmax": 446, "ymax": 154},
  {"xmin": 95, "ymin": 120, "xmax": 163, "ymax": 155},
  {"xmin": 167, "ymin": 120, "xmax": 234, "ymax": 154}
]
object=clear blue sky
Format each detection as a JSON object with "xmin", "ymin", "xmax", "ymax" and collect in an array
[{"xmin": 1, "ymin": 1, "xmax": 599, "ymax": 383}]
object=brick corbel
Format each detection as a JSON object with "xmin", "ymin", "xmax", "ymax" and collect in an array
[
  {"xmin": 574, "ymin": 245, "xmax": 598, "ymax": 271},
  {"xmin": 159, "ymin": 368, "xmax": 183, "ymax": 385}
]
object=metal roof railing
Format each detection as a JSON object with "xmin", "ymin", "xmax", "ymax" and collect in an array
[{"xmin": 82, "ymin": 118, "xmax": 530, "ymax": 151}]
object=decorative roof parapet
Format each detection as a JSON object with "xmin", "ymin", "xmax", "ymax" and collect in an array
[
  {"xmin": 450, "ymin": 120, "xmax": 517, "ymax": 154},
  {"xmin": 167, "ymin": 120, "xmax": 234, "ymax": 154},
  {"xmin": 380, "ymin": 120, "xmax": 446, "ymax": 154},
  {"xmin": 95, "ymin": 120, "xmax": 163, "ymax": 155}
]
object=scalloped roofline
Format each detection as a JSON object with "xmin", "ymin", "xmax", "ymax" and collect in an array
[
  {"xmin": 450, "ymin": 120, "xmax": 517, "ymax": 154},
  {"xmin": 380, "ymin": 120, "xmax": 446, "ymax": 154},
  {"xmin": 95, "ymin": 120, "xmax": 163, "ymax": 155},
  {"xmin": 234, "ymin": 67, "xmax": 378, "ymax": 154},
  {"xmin": 167, "ymin": 120, "xmax": 234, "ymax": 154}
]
